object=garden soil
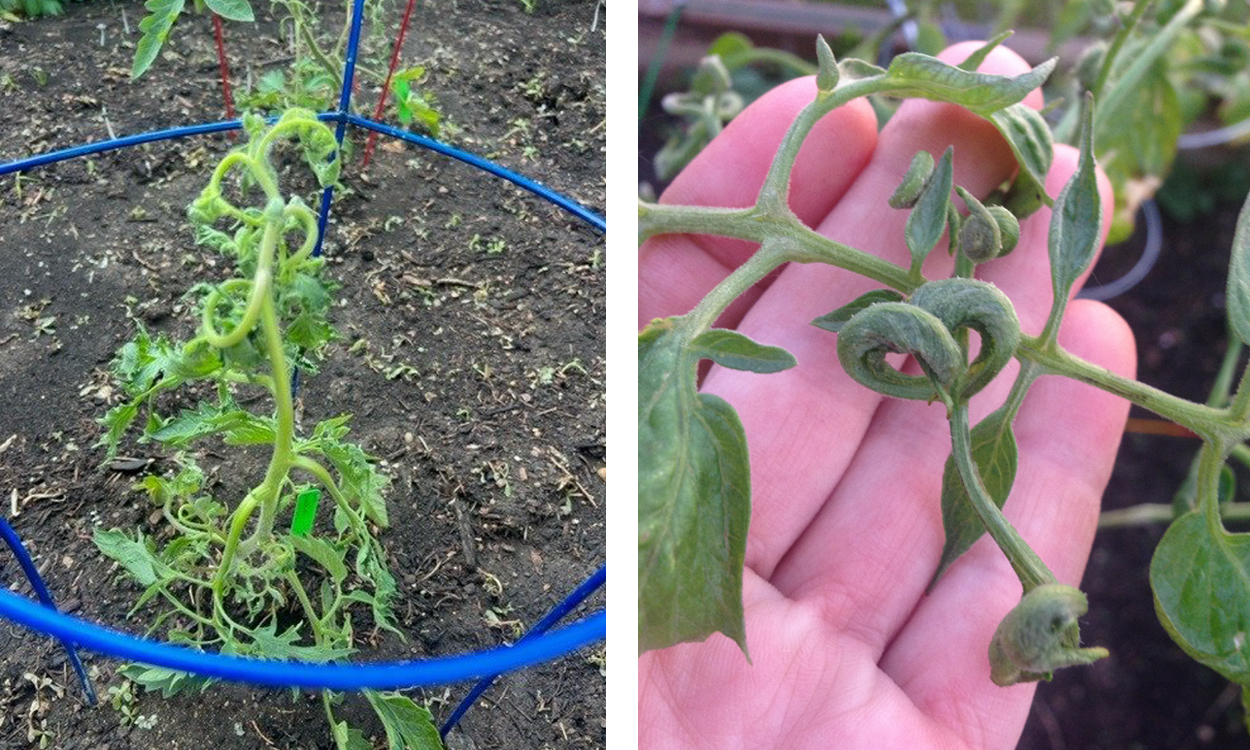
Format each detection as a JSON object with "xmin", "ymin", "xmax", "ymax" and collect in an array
[{"xmin": 0, "ymin": 0, "xmax": 605, "ymax": 748}]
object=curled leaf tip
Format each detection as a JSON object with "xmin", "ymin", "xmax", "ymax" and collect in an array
[
  {"xmin": 836, "ymin": 302, "xmax": 963, "ymax": 402},
  {"xmin": 698, "ymin": 55, "xmax": 734, "ymax": 94},
  {"xmin": 989, "ymin": 583, "xmax": 1108, "ymax": 687},
  {"xmin": 908, "ymin": 278, "xmax": 1020, "ymax": 399}
]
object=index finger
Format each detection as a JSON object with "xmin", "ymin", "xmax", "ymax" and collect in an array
[{"xmin": 640, "ymin": 78, "xmax": 878, "ymax": 327}]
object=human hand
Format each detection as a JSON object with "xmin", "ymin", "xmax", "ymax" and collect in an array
[{"xmin": 639, "ymin": 42, "xmax": 1134, "ymax": 749}]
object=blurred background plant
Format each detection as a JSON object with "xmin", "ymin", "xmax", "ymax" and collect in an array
[
  {"xmin": 0, "ymin": 0, "xmax": 86, "ymax": 21},
  {"xmin": 639, "ymin": 0, "xmax": 1250, "ymax": 244}
]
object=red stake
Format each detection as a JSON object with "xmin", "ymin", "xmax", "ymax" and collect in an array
[
  {"xmin": 212, "ymin": 14, "xmax": 236, "ymax": 139},
  {"xmin": 362, "ymin": 0, "xmax": 420, "ymax": 168}
]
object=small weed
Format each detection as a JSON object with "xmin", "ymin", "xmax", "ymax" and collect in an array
[
  {"xmin": 469, "ymin": 233, "xmax": 506, "ymax": 255},
  {"xmin": 106, "ymin": 680, "xmax": 139, "ymax": 725}
]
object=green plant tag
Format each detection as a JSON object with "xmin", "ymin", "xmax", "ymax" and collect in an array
[{"xmin": 291, "ymin": 488, "xmax": 322, "ymax": 537}]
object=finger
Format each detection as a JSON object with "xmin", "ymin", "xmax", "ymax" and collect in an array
[
  {"xmin": 765, "ymin": 136, "xmax": 1113, "ymax": 654},
  {"xmin": 879, "ymin": 300, "xmax": 1134, "ymax": 749},
  {"xmin": 640, "ymin": 78, "xmax": 878, "ymax": 327},
  {"xmin": 701, "ymin": 42, "xmax": 1042, "ymax": 577}
]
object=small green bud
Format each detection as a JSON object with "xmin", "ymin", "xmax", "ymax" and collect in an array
[
  {"xmin": 1074, "ymin": 41, "xmax": 1107, "ymax": 91},
  {"xmin": 955, "ymin": 187, "xmax": 1003, "ymax": 263},
  {"xmin": 815, "ymin": 35, "xmax": 839, "ymax": 94},
  {"xmin": 959, "ymin": 214, "xmax": 1001, "ymax": 263},
  {"xmin": 987, "ymin": 205, "xmax": 1020, "ymax": 256},
  {"xmin": 889, "ymin": 151, "xmax": 936, "ymax": 209},
  {"xmin": 989, "ymin": 583, "xmax": 1109, "ymax": 687}
]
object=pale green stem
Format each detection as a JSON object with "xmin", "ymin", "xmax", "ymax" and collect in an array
[
  {"xmin": 639, "ymin": 203, "xmax": 916, "ymax": 295},
  {"xmin": 682, "ymin": 240, "xmax": 792, "ymax": 337},
  {"xmin": 286, "ymin": 571, "xmax": 326, "ymax": 642},
  {"xmin": 155, "ymin": 588, "xmax": 218, "ymax": 628},
  {"xmin": 951, "ymin": 403, "xmax": 1055, "ymax": 592},
  {"xmin": 754, "ymin": 76, "xmax": 892, "ymax": 213},
  {"xmin": 321, "ymin": 690, "xmax": 339, "ymax": 732},
  {"xmin": 242, "ymin": 291, "xmax": 297, "ymax": 550},
  {"xmin": 212, "ymin": 211, "xmax": 298, "ymax": 595},
  {"xmin": 721, "ymin": 48, "xmax": 817, "ymax": 77},
  {"xmin": 201, "ymin": 200, "xmax": 282, "ymax": 349},
  {"xmin": 214, "ymin": 489, "xmax": 263, "ymax": 597},
  {"xmin": 1192, "ymin": 440, "xmax": 1235, "ymax": 547},
  {"xmin": 222, "ymin": 370, "xmax": 276, "ymax": 391},
  {"xmin": 1228, "ymin": 352, "xmax": 1250, "ymax": 423},
  {"xmin": 162, "ymin": 501, "xmax": 212, "ymax": 539},
  {"xmin": 1209, "ymin": 338, "xmax": 1244, "ymax": 408},
  {"xmin": 291, "ymin": 456, "xmax": 369, "ymax": 535},
  {"xmin": 1230, "ymin": 443, "xmax": 1250, "ymax": 471},
  {"xmin": 1016, "ymin": 336, "xmax": 1233, "ymax": 443},
  {"xmin": 1100, "ymin": 502, "xmax": 1250, "ymax": 528},
  {"xmin": 299, "ymin": 20, "xmax": 345, "ymax": 92}
]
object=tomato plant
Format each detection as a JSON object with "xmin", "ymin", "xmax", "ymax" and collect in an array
[{"xmin": 94, "ymin": 109, "xmax": 441, "ymax": 749}]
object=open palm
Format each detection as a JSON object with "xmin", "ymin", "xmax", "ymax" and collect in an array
[{"xmin": 639, "ymin": 43, "xmax": 1135, "ymax": 749}]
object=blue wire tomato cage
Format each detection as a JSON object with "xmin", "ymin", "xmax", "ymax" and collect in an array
[{"xmin": 0, "ymin": 0, "xmax": 606, "ymax": 741}]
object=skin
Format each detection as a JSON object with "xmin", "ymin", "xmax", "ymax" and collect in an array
[{"xmin": 639, "ymin": 43, "xmax": 1135, "ymax": 749}]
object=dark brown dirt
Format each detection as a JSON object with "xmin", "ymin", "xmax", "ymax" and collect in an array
[{"xmin": 0, "ymin": 0, "xmax": 605, "ymax": 748}]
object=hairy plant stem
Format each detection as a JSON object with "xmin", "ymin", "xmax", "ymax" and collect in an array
[
  {"xmin": 1209, "ymin": 338, "xmax": 1244, "ymax": 408},
  {"xmin": 1016, "ymin": 335, "xmax": 1235, "ymax": 443},
  {"xmin": 1100, "ymin": 501, "xmax": 1250, "ymax": 528},
  {"xmin": 212, "ymin": 209, "xmax": 297, "ymax": 597},
  {"xmin": 951, "ymin": 403, "xmax": 1055, "ymax": 592},
  {"xmin": 641, "ymin": 204, "xmax": 917, "ymax": 330},
  {"xmin": 1196, "ymin": 440, "xmax": 1234, "ymax": 539},
  {"xmin": 287, "ymin": 570, "xmax": 326, "ymax": 642},
  {"xmin": 1231, "ymin": 443, "xmax": 1250, "ymax": 470}
]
